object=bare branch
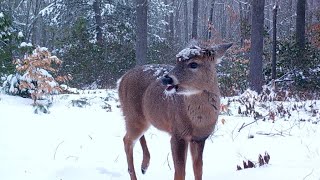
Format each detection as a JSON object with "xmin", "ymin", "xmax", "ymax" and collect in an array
[
  {"xmin": 53, "ymin": 140, "xmax": 64, "ymax": 160},
  {"xmin": 238, "ymin": 119, "xmax": 259, "ymax": 132}
]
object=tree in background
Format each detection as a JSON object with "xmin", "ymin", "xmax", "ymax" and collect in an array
[
  {"xmin": 136, "ymin": 0, "xmax": 148, "ymax": 65},
  {"xmin": 295, "ymin": 0, "xmax": 306, "ymax": 66},
  {"xmin": 184, "ymin": 0, "xmax": 189, "ymax": 43},
  {"xmin": 0, "ymin": 11, "xmax": 15, "ymax": 76},
  {"xmin": 0, "ymin": 10, "xmax": 27, "ymax": 77},
  {"xmin": 0, "ymin": 0, "xmax": 319, "ymax": 95},
  {"xmin": 271, "ymin": 1, "xmax": 278, "ymax": 80},
  {"xmin": 93, "ymin": 0, "xmax": 104, "ymax": 47},
  {"xmin": 191, "ymin": 0, "xmax": 199, "ymax": 39},
  {"xmin": 207, "ymin": 1, "xmax": 215, "ymax": 40},
  {"xmin": 249, "ymin": 0, "xmax": 265, "ymax": 93},
  {"xmin": 15, "ymin": 47, "xmax": 70, "ymax": 104}
]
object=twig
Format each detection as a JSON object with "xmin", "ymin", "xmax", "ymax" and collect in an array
[
  {"xmin": 238, "ymin": 119, "xmax": 259, "ymax": 132},
  {"xmin": 231, "ymin": 122, "xmax": 242, "ymax": 141},
  {"xmin": 303, "ymin": 169, "xmax": 314, "ymax": 180},
  {"xmin": 53, "ymin": 140, "xmax": 64, "ymax": 160},
  {"xmin": 267, "ymin": 68, "xmax": 296, "ymax": 86},
  {"xmin": 166, "ymin": 153, "xmax": 171, "ymax": 170},
  {"xmin": 65, "ymin": 156, "xmax": 79, "ymax": 160},
  {"xmin": 256, "ymin": 131, "xmax": 285, "ymax": 137},
  {"xmin": 88, "ymin": 135, "xmax": 93, "ymax": 140},
  {"xmin": 114, "ymin": 155, "xmax": 119, "ymax": 163}
]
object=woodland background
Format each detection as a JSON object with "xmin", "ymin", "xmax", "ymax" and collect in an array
[{"xmin": 0, "ymin": 0, "xmax": 319, "ymax": 97}]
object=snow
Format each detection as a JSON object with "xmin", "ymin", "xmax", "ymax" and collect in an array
[
  {"xmin": 20, "ymin": 73, "xmax": 33, "ymax": 83},
  {"xmin": 0, "ymin": 12, "xmax": 4, "ymax": 18},
  {"xmin": 39, "ymin": 3, "xmax": 55, "ymax": 16},
  {"xmin": 2, "ymin": 74, "xmax": 20, "ymax": 94},
  {"xmin": 87, "ymin": 0, "xmax": 94, "ymax": 6},
  {"xmin": 18, "ymin": 31, "xmax": 24, "ymax": 38},
  {"xmin": 0, "ymin": 89, "xmax": 320, "ymax": 180},
  {"xmin": 38, "ymin": 69, "xmax": 53, "ymax": 78},
  {"xmin": 46, "ymin": 79, "xmax": 58, "ymax": 88},
  {"xmin": 143, "ymin": 64, "xmax": 173, "ymax": 79},
  {"xmin": 20, "ymin": 42, "xmax": 33, "ymax": 47},
  {"xmin": 102, "ymin": 4, "xmax": 116, "ymax": 16},
  {"xmin": 37, "ymin": 47, "xmax": 48, "ymax": 52},
  {"xmin": 176, "ymin": 46, "xmax": 202, "ymax": 61}
]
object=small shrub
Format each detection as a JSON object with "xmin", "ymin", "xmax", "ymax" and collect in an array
[
  {"xmin": 264, "ymin": 39, "xmax": 320, "ymax": 95},
  {"xmin": 102, "ymin": 102, "xmax": 112, "ymax": 112},
  {"xmin": 218, "ymin": 44, "xmax": 250, "ymax": 96},
  {"xmin": 33, "ymin": 102, "xmax": 51, "ymax": 114},
  {"xmin": 4, "ymin": 47, "xmax": 71, "ymax": 103},
  {"xmin": 237, "ymin": 152, "xmax": 270, "ymax": 170},
  {"xmin": 71, "ymin": 98, "xmax": 90, "ymax": 108}
]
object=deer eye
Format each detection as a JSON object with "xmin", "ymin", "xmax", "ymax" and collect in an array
[{"xmin": 188, "ymin": 62, "xmax": 198, "ymax": 69}]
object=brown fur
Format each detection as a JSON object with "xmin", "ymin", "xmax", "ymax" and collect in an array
[{"xmin": 118, "ymin": 43, "xmax": 232, "ymax": 180}]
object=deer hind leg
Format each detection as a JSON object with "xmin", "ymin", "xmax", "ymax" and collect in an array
[
  {"xmin": 171, "ymin": 136, "xmax": 188, "ymax": 180},
  {"xmin": 123, "ymin": 120, "xmax": 149, "ymax": 180},
  {"xmin": 139, "ymin": 135, "xmax": 150, "ymax": 174},
  {"xmin": 190, "ymin": 139, "xmax": 206, "ymax": 180},
  {"xmin": 123, "ymin": 132, "xmax": 138, "ymax": 180}
]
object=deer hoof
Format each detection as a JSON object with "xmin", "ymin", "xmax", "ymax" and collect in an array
[{"xmin": 141, "ymin": 167, "xmax": 148, "ymax": 174}]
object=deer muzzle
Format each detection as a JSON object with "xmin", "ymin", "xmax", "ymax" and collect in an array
[
  {"xmin": 162, "ymin": 75, "xmax": 178, "ymax": 92},
  {"xmin": 162, "ymin": 75, "xmax": 173, "ymax": 85}
]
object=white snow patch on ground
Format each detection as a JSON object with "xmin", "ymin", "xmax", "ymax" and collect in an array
[{"xmin": 0, "ymin": 90, "xmax": 320, "ymax": 180}]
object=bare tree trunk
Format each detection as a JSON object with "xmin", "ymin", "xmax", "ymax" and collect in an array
[
  {"xmin": 31, "ymin": 0, "xmax": 41, "ymax": 45},
  {"xmin": 165, "ymin": 0, "xmax": 170, "ymax": 40},
  {"xmin": 191, "ymin": 0, "xmax": 199, "ymax": 39},
  {"xmin": 136, "ymin": 0, "xmax": 148, "ymax": 65},
  {"xmin": 272, "ymin": 2, "xmax": 278, "ymax": 80},
  {"xmin": 287, "ymin": 0, "xmax": 293, "ymax": 36},
  {"xmin": 208, "ymin": 0, "xmax": 214, "ymax": 40},
  {"xmin": 295, "ymin": 0, "xmax": 306, "ymax": 66},
  {"xmin": 239, "ymin": 2, "xmax": 244, "ymax": 47},
  {"xmin": 249, "ymin": 0, "xmax": 265, "ymax": 93},
  {"xmin": 184, "ymin": 0, "xmax": 189, "ymax": 43},
  {"xmin": 307, "ymin": 0, "xmax": 314, "ymax": 28},
  {"xmin": 221, "ymin": 3, "xmax": 226, "ymax": 39},
  {"xmin": 201, "ymin": 1, "xmax": 208, "ymax": 40},
  {"xmin": 175, "ymin": 0, "xmax": 182, "ymax": 46},
  {"xmin": 25, "ymin": 0, "xmax": 32, "ymax": 42},
  {"xmin": 169, "ymin": 0, "xmax": 175, "ymax": 44},
  {"xmin": 93, "ymin": 0, "xmax": 104, "ymax": 47}
]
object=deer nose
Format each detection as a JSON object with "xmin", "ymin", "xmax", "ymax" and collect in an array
[{"xmin": 162, "ymin": 75, "xmax": 173, "ymax": 85}]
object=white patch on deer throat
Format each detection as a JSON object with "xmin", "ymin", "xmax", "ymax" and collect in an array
[
  {"xmin": 164, "ymin": 88, "xmax": 176, "ymax": 96},
  {"xmin": 177, "ymin": 89, "xmax": 202, "ymax": 96}
]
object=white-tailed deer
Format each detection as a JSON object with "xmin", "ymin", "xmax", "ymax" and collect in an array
[{"xmin": 118, "ymin": 42, "xmax": 232, "ymax": 180}]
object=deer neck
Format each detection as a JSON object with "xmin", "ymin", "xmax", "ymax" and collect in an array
[{"xmin": 184, "ymin": 89, "xmax": 220, "ymax": 129}]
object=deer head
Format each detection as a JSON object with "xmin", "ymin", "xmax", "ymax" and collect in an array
[{"xmin": 162, "ymin": 43, "xmax": 233, "ymax": 96}]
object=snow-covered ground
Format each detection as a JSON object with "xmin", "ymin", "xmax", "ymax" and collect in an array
[{"xmin": 0, "ymin": 90, "xmax": 320, "ymax": 180}]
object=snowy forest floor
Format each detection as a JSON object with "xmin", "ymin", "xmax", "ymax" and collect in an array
[{"xmin": 0, "ymin": 89, "xmax": 320, "ymax": 180}]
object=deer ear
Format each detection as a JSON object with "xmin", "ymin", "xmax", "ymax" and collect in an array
[{"xmin": 212, "ymin": 43, "xmax": 233, "ymax": 63}]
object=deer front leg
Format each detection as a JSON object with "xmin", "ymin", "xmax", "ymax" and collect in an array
[
  {"xmin": 190, "ymin": 139, "xmax": 206, "ymax": 180},
  {"xmin": 171, "ymin": 136, "xmax": 188, "ymax": 180}
]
